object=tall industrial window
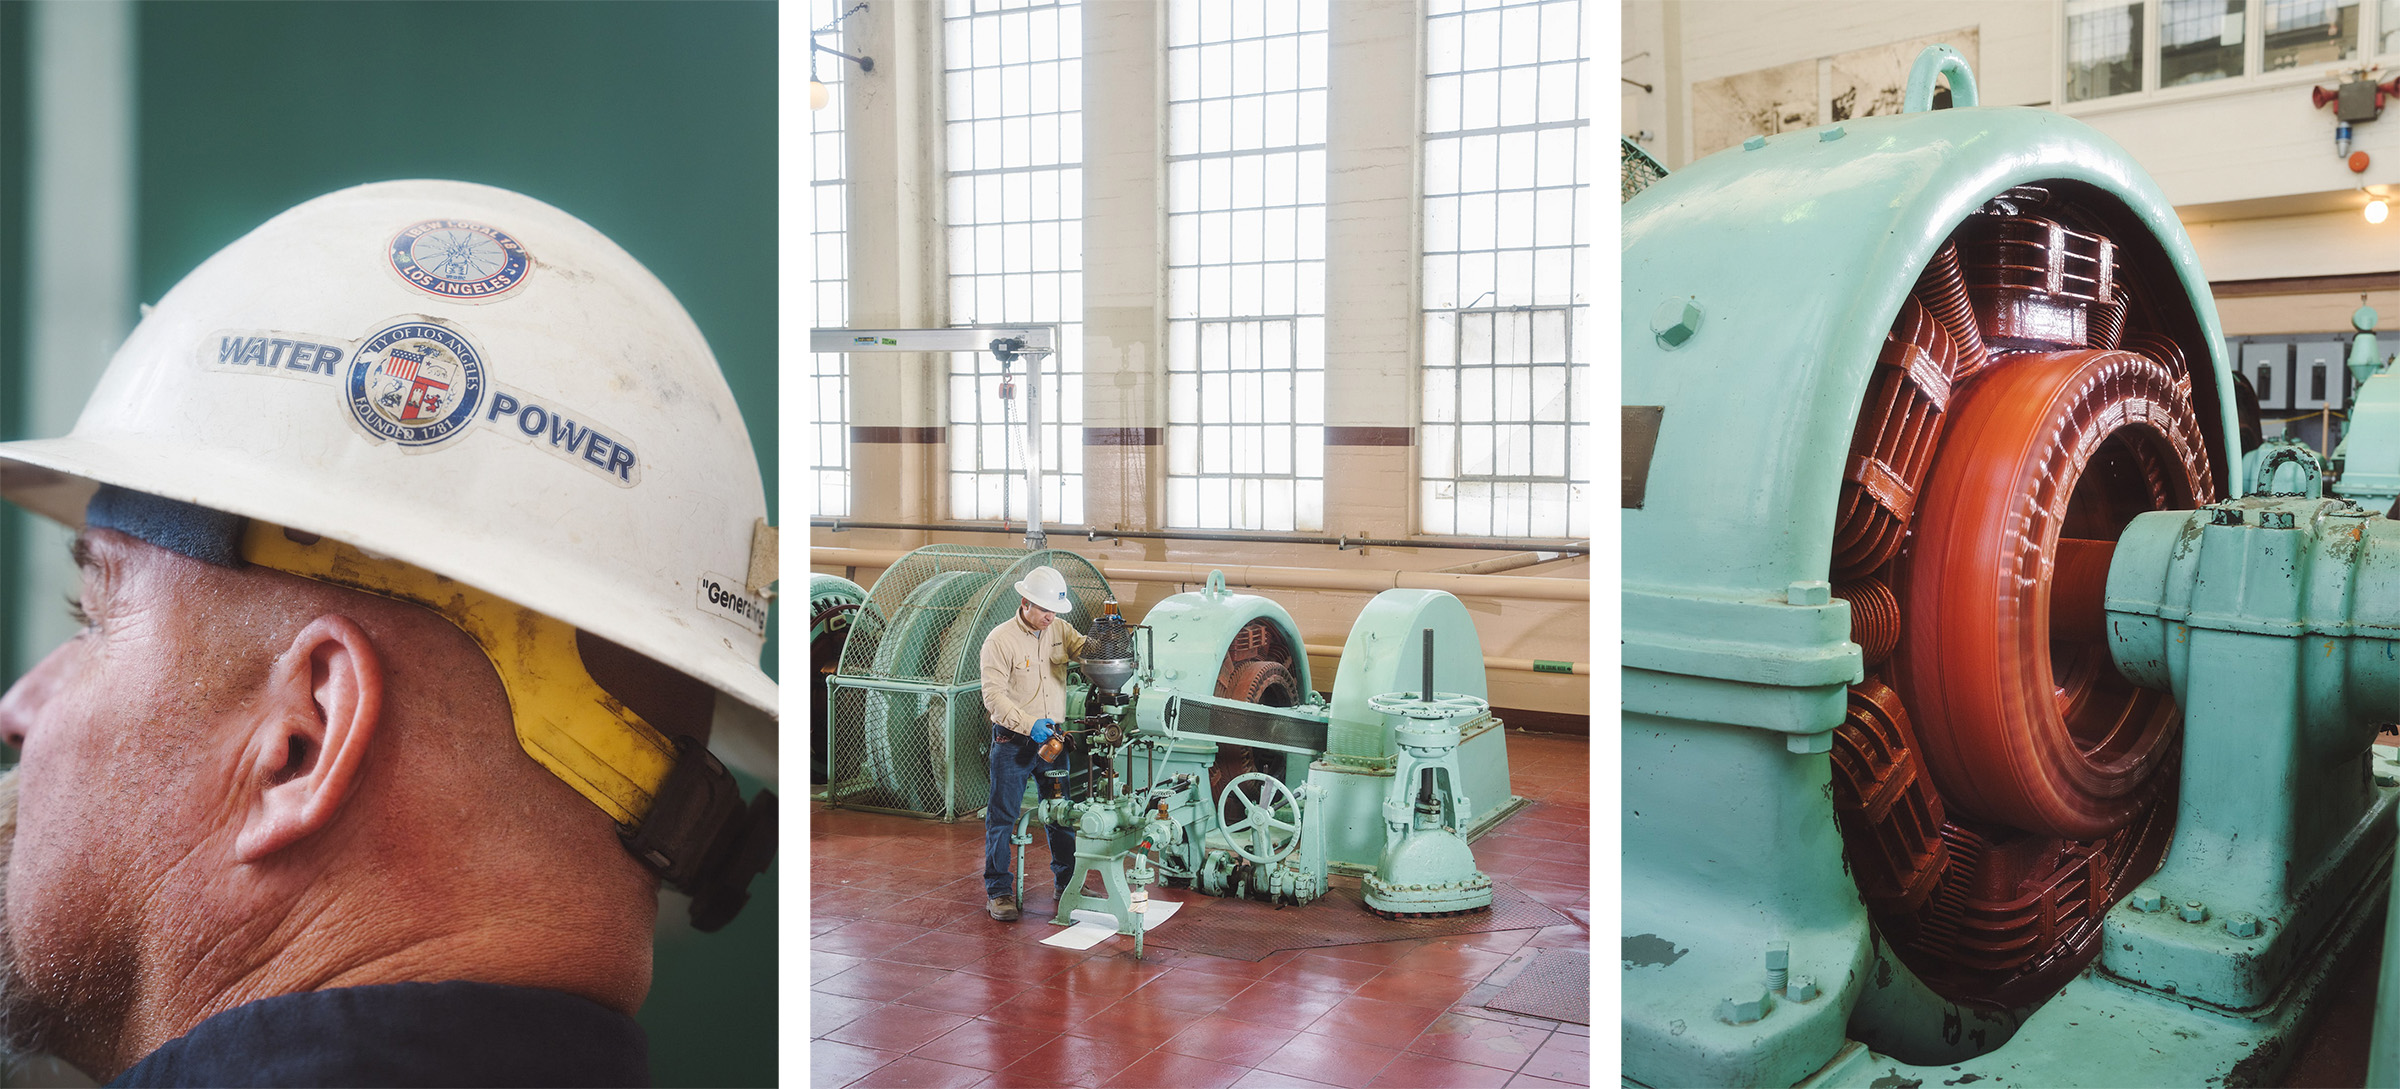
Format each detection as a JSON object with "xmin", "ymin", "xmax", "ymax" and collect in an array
[
  {"xmin": 1164, "ymin": 0, "xmax": 1330, "ymax": 531},
  {"xmin": 2066, "ymin": 1, "xmax": 2145, "ymax": 101},
  {"xmin": 2384, "ymin": 0, "xmax": 2400, "ymax": 52},
  {"xmin": 2161, "ymin": 0, "xmax": 2246, "ymax": 86},
  {"xmin": 809, "ymin": 0, "xmax": 850, "ymax": 517},
  {"xmin": 945, "ymin": 0, "xmax": 1084, "ymax": 525},
  {"xmin": 1420, "ymin": 0, "xmax": 1589, "ymax": 540},
  {"xmin": 2262, "ymin": 0, "xmax": 2357, "ymax": 69}
]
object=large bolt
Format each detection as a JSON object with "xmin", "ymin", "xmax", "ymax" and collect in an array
[
  {"xmin": 2210, "ymin": 507, "xmax": 2244, "ymax": 526},
  {"xmin": 1743, "ymin": 135, "xmax": 1767, "ymax": 151},
  {"xmin": 1718, "ymin": 991, "xmax": 1769, "ymax": 1024},
  {"xmin": 2128, "ymin": 887, "xmax": 2165, "ymax": 912},
  {"xmin": 1653, "ymin": 298, "xmax": 1704, "ymax": 349},
  {"xmin": 1820, "ymin": 125, "xmax": 1846, "ymax": 142},
  {"xmin": 2179, "ymin": 900, "xmax": 2209, "ymax": 923},
  {"xmin": 1786, "ymin": 580, "xmax": 1831, "ymax": 606},
  {"xmin": 2225, "ymin": 913, "xmax": 2262, "ymax": 939},
  {"xmin": 1790, "ymin": 975, "xmax": 1818, "ymax": 1002},
  {"xmin": 1765, "ymin": 941, "xmax": 1790, "ymax": 992}
]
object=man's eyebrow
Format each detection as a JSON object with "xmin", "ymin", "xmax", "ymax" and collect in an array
[{"xmin": 68, "ymin": 533, "xmax": 92, "ymax": 571}]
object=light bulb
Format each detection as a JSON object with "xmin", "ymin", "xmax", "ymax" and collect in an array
[
  {"xmin": 810, "ymin": 80, "xmax": 830, "ymax": 111},
  {"xmin": 2370, "ymin": 199, "xmax": 2391, "ymax": 225}
]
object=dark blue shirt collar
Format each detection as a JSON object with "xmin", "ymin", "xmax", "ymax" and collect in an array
[{"xmin": 108, "ymin": 980, "xmax": 648, "ymax": 1087}]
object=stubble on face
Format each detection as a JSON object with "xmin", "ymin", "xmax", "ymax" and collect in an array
[{"xmin": 0, "ymin": 535, "xmax": 222, "ymax": 1075}]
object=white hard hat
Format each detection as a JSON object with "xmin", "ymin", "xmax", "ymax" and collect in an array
[
  {"xmin": 1016, "ymin": 565, "xmax": 1073, "ymax": 612},
  {"xmin": 0, "ymin": 180, "xmax": 777, "ymax": 775}
]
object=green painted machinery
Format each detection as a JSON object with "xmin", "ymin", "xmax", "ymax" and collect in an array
[
  {"xmin": 1012, "ymin": 570, "xmax": 1523, "ymax": 946},
  {"xmin": 2334, "ymin": 307, "xmax": 2400, "ymax": 512},
  {"xmin": 822, "ymin": 546, "xmax": 1113, "ymax": 820},
  {"xmin": 802, "ymin": 539, "xmax": 1527, "ymax": 949},
  {"xmin": 1624, "ymin": 45, "xmax": 2400, "ymax": 1088}
]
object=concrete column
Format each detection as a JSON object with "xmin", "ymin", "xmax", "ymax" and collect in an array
[
  {"xmin": 841, "ymin": 0, "xmax": 947, "ymax": 528},
  {"xmin": 1320, "ymin": 1, "xmax": 1421, "ymax": 539},
  {"xmin": 1080, "ymin": 1, "xmax": 1167, "ymax": 533}
]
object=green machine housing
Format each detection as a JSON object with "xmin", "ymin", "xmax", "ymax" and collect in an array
[{"xmin": 1624, "ymin": 46, "xmax": 2400, "ymax": 1088}]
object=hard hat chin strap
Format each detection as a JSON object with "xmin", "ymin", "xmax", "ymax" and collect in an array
[{"xmin": 239, "ymin": 521, "xmax": 775, "ymax": 931}]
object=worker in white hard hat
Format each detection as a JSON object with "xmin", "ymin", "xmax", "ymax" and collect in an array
[
  {"xmin": 0, "ymin": 181, "xmax": 776, "ymax": 1084},
  {"xmin": 977, "ymin": 564, "xmax": 1085, "ymax": 922}
]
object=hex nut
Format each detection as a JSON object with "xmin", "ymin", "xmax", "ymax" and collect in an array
[
  {"xmin": 1764, "ymin": 941, "xmax": 1791, "ymax": 970},
  {"xmin": 1718, "ymin": 992, "xmax": 1769, "ymax": 1024},
  {"xmin": 1652, "ymin": 298, "xmax": 1705, "ymax": 349},
  {"xmin": 1786, "ymin": 581, "xmax": 1832, "ymax": 606},
  {"xmin": 2261, "ymin": 511, "xmax": 2297, "ymax": 529},
  {"xmin": 2210, "ymin": 507, "xmax": 2244, "ymax": 526},
  {"xmin": 1820, "ymin": 125, "xmax": 1847, "ymax": 142},
  {"xmin": 2225, "ymin": 912, "xmax": 2262, "ymax": 939},
  {"xmin": 1743, "ymin": 135, "xmax": 1767, "ymax": 150},
  {"xmin": 2128, "ymin": 887, "xmax": 2165, "ymax": 913},
  {"xmin": 1790, "ymin": 975, "xmax": 1819, "ymax": 1002},
  {"xmin": 2179, "ymin": 900, "xmax": 2209, "ymax": 923}
]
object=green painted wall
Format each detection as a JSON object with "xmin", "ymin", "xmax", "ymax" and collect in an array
[{"xmin": 3, "ymin": 3, "xmax": 778, "ymax": 1084}]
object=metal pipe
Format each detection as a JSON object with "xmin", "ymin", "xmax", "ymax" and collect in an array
[
  {"xmin": 1421, "ymin": 628, "xmax": 1435, "ymax": 700},
  {"xmin": 1434, "ymin": 551, "xmax": 1560, "ymax": 574},
  {"xmin": 811, "ymin": 547, "xmax": 1590, "ymax": 602},
  {"xmin": 1302, "ymin": 643, "xmax": 1588, "ymax": 676},
  {"xmin": 1026, "ymin": 348, "xmax": 1045, "ymax": 549},
  {"xmin": 810, "ymin": 518, "xmax": 1589, "ymax": 556}
]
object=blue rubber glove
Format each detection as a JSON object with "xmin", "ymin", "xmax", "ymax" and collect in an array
[{"xmin": 1030, "ymin": 719, "xmax": 1057, "ymax": 744}]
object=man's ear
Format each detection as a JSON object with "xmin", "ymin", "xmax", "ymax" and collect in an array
[{"xmin": 234, "ymin": 615, "xmax": 385, "ymax": 864}]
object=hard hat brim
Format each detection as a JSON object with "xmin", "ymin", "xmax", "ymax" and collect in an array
[{"xmin": 0, "ymin": 436, "xmax": 780, "ymax": 780}]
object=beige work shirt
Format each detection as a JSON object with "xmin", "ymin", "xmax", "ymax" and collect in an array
[{"xmin": 980, "ymin": 610, "xmax": 1087, "ymax": 736}]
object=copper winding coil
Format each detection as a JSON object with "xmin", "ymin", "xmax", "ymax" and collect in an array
[
  {"xmin": 1831, "ymin": 298, "xmax": 1957, "ymax": 580},
  {"xmin": 1898, "ymin": 349, "xmax": 2207, "ymax": 840},
  {"xmin": 1960, "ymin": 214, "xmax": 2118, "ymax": 351},
  {"xmin": 1831, "ymin": 681, "xmax": 1949, "ymax": 919},
  {"xmin": 1218, "ymin": 618, "xmax": 1294, "ymax": 681},
  {"xmin": 1826, "ymin": 208, "xmax": 2210, "ymax": 1010},
  {"xmin": 1913, "ymin": 242, "xmax": 1989, "ymax": 381},
  {"xmin": 1903, "ymin": 769, "xmax": 2177, "ymax": 1008},
  {"xmin": 1210, "ymin": 620, "xmax": 1299, "ymax": 802},
  {"xmin": 2088, "ymin": 285, "xmax": 2130, "ymax": 351},
  {"xmin": 2120, "ymin": 331, "xmax": 2195, "ymax": 401},
  {"xmin": 1836, "ymin": 576, "xmax": 1900, "ymax": 668},
  {"xmin": 1222, "ymin": 658, "xmax": 1298, "ymax": 707}
]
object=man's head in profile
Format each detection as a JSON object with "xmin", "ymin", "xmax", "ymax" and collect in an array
[{"xmin": 0, "ymin": 181, "xmax": 777, "ymax": 1085}]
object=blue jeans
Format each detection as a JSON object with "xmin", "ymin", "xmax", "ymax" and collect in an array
[{"xmin": 985, "ymin": 732, "xmax": 1076, "ymax": 900}]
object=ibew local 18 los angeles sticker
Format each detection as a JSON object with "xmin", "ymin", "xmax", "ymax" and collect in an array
[
  {"xmin": 345, "ymin": 320, "xmax": 487, "ymax": 448},
  {"xmin": 388, "ymin": 219, "xmax": 530, "ymax": 301}
]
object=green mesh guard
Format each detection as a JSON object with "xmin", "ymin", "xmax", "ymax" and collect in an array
[
  {"xmin": 825, "ymin": 545, "xmax": 1113, "ymax": 820},
  {"xmin": 1623, "ymin": 136, "xmax": 1669, "ymax": 203}
]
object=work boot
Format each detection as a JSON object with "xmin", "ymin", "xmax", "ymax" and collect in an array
[{"xmin": 987, "ymin": 896, "xmax": 1021, "ymax": 922}]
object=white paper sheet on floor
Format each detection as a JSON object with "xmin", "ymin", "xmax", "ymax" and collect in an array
[{"xmin": 1040, "ymin": 901, "xmax": 1182, "ymax": 949}]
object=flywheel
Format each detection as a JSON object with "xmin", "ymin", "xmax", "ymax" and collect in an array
[{"xmin": 1826, "ymin": 186, "xmax": 2216, "ymax": 1009}]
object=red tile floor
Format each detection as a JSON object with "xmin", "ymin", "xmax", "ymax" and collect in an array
[{"xmin": 810, "ymin": 729, "xmax": 1591, "ymax": 1088}]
